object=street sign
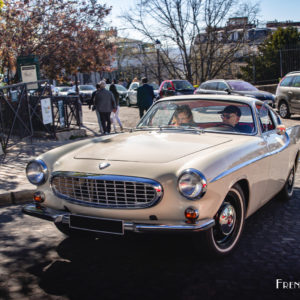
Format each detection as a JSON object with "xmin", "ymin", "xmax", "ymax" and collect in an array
[{"xmin": 21, "ymin": 65, "xmax": 38, "ymax": 89}]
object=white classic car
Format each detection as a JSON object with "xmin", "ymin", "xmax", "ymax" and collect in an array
[{"xmin": 23, "ymin": 95, "xmax": 300, "ymax": 256}]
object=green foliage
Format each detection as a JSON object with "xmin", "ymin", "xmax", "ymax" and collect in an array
[{"xmin": 241, "ymin": 27, "xmax": 300, "ymax": 83}]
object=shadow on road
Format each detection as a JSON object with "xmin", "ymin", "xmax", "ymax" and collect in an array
[{"xmin": 19, "ymin": 190, "xmax": 300, "ymax": 300}]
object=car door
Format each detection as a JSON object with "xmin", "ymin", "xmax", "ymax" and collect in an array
[
  {"xmin": 289, "ymin": 75, "xmax": 300, "ymax": 112},
  {"xmin": 128, "ymin": 83, "xmax": 139, "ymax": 104},
  {"xmin": 256, "ymin": 103, "xmax": 289, "ymax": 202},
  {"xmin": 217, "ymin": 82, "xmax": 230, "ymax": 95}
]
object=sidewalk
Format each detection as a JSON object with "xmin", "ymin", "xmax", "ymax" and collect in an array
[{"xmin": 0, "ymin": 122, "xmax": 115, "ymax": 206}]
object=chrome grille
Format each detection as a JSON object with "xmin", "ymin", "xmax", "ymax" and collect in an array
[{"xmin": 51, "ymin": 172, "xmax": 163, "ymax": 209}]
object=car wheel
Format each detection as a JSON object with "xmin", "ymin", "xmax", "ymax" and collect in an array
[
  {"xmin": 278, "ymin": 166, "xmax": 295, "ymax": 201},
  {"xmin": 126, "ymin": 97, "xmax": 131, "ymax": 107},
  {"xmin": 278, "ymin": 101, "xmax": 291, "ymax": 119},
  {"xmin": 199, "ymin": 184, "xmax": 245, "ymax": 257}
]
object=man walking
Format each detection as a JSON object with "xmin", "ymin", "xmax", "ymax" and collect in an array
[
  {"xmin": 93, "ymin": 81, "xmax": 116, "ymax": 134},
  {"xmin": 137, "ymin": 77, "xmax": 155, "ymax": 118}
]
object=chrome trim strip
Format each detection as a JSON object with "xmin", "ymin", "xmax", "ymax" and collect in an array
[
  {"xmin": 22, "ymin": 204, "xmax": 62, "ymax": 221},
  {"xmin": 22, "ymin": 204, "xmax": 215, "ymax": 232},
  {"xmin": 50, "ymin": 172, "xmax": 163, "ymax": 209},
  {"xmin": 210, "ymin": 133, "xmax": 290, "ymax": 183}
]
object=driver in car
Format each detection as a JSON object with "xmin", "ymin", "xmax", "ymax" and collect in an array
[
  {"xmin": 173, "ymin": 105, "xmax": 195, "ymax": 126},
  {"xmin": 218, "ymin": 105, "xmax": 252, "ymax": 133}
]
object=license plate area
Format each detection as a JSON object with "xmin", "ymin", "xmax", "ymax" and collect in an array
[{"xmin": 70, "ymin": 215, "xmax": 124, "ymax": 235}]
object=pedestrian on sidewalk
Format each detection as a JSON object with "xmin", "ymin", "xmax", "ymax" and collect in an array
[
  {"xmin": 93, "ymin": 81, "xmax": 116, "ymax": 134},
  {"xmin": 109, "ymin": 80, "xmax": 123, "ymax": 132},
  {"xmin": 137, "ymin": 77, "xmax": 155, "ymax": 118},
  {"xmin": 90, "ymin": 83, "xmax": 104, "ymax": 134}
]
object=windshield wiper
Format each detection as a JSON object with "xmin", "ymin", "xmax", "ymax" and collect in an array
[{"xmin": 135, "ymin": 125, "xmax": 204, "ymax": 134}]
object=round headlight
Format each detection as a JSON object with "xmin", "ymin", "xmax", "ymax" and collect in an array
[
  {"xmin": 178, "ymin": 169, "xmax": 207, "ymax": 200},
  {"xmin": 26, "ymin": 159, "xmax": 48, "ymax": 185}
]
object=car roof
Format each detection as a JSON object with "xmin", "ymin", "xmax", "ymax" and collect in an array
[
  {"xmin": 286, "ymin": 71, "xmax": 300, "ymax": 76},
  {"xmin": 202, "ymin": 79, "xmax": 244, "ymax": 83},
  {"xmin": 156, "ymin": 94, "xmax": 263, "ymax": 105}
]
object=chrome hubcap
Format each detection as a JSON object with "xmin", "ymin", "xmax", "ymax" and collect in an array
[
  {"xmin": 218, "ymin": 203, "xmax": 236, "ymax": 236},
  {"xmin": 280, "ymin": 104, "xmax": 287, "ymax": 117}
]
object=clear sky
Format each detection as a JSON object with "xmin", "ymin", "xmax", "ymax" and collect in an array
[{"xmin": 106, "ymin": 0, "xmax": 300, "ymax": 37}]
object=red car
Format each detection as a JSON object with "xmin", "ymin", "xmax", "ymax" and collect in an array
[{"xmin": 158, "ymin": 79, "xmax": 195, "ymax": 99}]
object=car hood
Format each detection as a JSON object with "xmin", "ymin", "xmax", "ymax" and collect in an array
[
  {"xmin": 80, "ymin": 90, "xmax": 94, "ymax": 94},
  {"xmin": 74, "ymin": 131, "xmax": 232, "ymax": 163}
]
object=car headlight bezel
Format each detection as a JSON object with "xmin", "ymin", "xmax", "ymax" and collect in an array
[
  {"xmin": 26, "ymin": 159, "xmax": 48, "ymax": 185},
  {"xmin": 177, "ymin": 169, "xmax": 207, "ymax": 200}
]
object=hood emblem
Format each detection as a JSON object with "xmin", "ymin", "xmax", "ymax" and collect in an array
[{"xmin": 99, "ymin": 162, "xmax": 110, "ymax": 170}]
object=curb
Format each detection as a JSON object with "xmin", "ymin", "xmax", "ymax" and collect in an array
[{"xmin": 0, "ymin": 189, "xmax": 35, "ymax": 206}]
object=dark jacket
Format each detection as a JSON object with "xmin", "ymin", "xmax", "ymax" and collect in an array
[
  {"xmin": 94, "ymin": 89, "xmax": 116, "ymax": 113},
  {"xmin": 137, "ymin": 83, "xmax": 154, "ymax": 108},
  {"xmin": 109, "ymin": 84, "xmax": 119, "ymax": 106}
]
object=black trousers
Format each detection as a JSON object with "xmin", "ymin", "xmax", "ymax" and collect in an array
[
  {"xmin": 99, "ymin": 112, "xmax": 111, "ymax": 133},
  {"xmin": 139, "ymin": 106, "xmax": 150, "ymax": 118}
]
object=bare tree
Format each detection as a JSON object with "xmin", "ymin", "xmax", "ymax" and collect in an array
[{"xmin": 122, "ymin": 0, "xmax": 259, "ymax": 83}]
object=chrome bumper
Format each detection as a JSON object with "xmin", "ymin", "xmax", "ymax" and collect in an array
[{"xmin": 22, "ymin": 204, "xmax": 215, "ymax": 233}]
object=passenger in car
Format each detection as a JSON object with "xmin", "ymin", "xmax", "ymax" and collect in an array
[
  {"xmin": 173, "ymin": 105, "xmax": 196, "ymax": 126},
  {"xmin": 218, "ymin": 105, "xmax": 253, "ymax": 133}
]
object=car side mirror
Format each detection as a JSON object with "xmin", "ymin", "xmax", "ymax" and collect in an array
[
  {"xmin": 225, "ymin": 88, "xmax": 231, "ymax": 94},
  {"xmin": 276, "ymin": 124, "xmax": 286, "ymax": 135}
]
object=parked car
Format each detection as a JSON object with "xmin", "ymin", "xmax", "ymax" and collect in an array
[
  {"xmin": 126, "ymin": 82, "xmax": 160, "ymax": 106},
  {"xmin": 195, "ymin": 79, "xmax": 275, "ymax": 107},
  {"xmin": 126, "ymin": 81, "xmax": 139, "ymax": 106},
  {"xmin": 106, "ymin": 84, "xmax": 128, "ymax": 106},
  {"xmin": 22, "ymin": 94, "xmax": 300, "ymax": 256},
  {"xmin": 67, "ymin": 84, "xmax": 96, "ymax": 104},
  {"xmin": 275, "ymin": 71, "xmax": 300, "ymax": 119},
  {"xmin": 158, "ymin": 79, "xmax": 195, "ymax": 99},
  {"xmin": 55, "ymin": 86, "xmax": 71, "ymax": 97}
]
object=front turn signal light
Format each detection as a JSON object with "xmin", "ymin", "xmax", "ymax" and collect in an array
[
  {"xmin": 185, "ymin": 207, "xmax": 199, "ymax": 223},
  {"xmin": 33, "ymin": 191, "xmax": 45, "ymax": 203}
]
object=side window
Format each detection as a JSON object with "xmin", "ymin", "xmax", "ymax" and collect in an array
[
  {"xmin": 206, "ymin": 82, "xmax": 218, "ymax": 90},
  {"xmin": 280, "ymin": 76, "xmax": 293, "ymax": 87},
  {"xmin": 163, "ymin": 82, "xmax": 169, "ymax": 90},
  {"xmin": 269, "ymin": 109, "xmax": 280, "ymax": 127},
  {"xmin": 200, "ymin": 83, "xmax": 207, "ymax": 90},
  {"xmin": 217, "ymin": 82, "xmax": 228, "ymax": 91},
  {"xmin": 292, "ymin": 76, "xmax": 300, "ymax": 88},
  {"xmin": 256, "ymin": 104, "xmax": 276, "ymax": 133}
]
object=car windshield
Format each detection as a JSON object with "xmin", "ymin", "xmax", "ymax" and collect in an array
[
  {"xmin": 79, "ymin": 85, "xmax": 95, "ymax": 91},
  {"xmin": 227, "ymin": 81, "xmax": 258, "ymax": 91},
  {"xmin": 173, "ymin": 80, "xmax": 194, "ymax": 91},
  {"xmin": 137, "ymin": 99, "xmax": 255, "ymax": 134}
]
